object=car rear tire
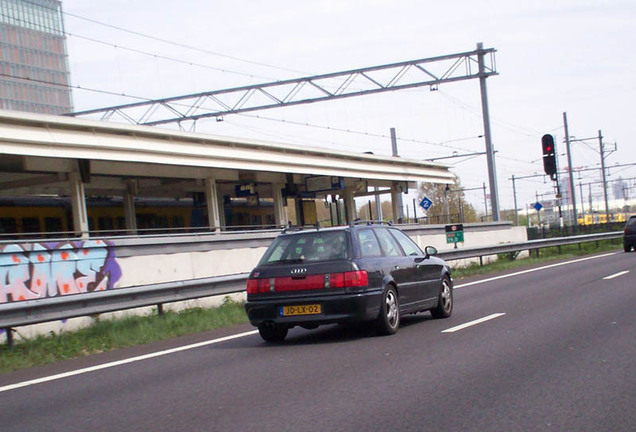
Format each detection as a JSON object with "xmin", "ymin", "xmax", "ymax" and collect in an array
[
  {"xmin": 624, "ymin": 243, "xmax": 632, "ymax": 252},
  {"xmin": 430, "ymin": 276, "xmax": 453, "ymax": 319},
  {"xmin": 258, "ymin": 322, "xmax": 288, "ymax": 342},
  {"xmin": 376, "ymin": 285, "xmax": 400, "ymax": 335}
]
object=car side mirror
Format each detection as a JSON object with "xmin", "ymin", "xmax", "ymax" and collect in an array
[{"xmin": 424, "ymin": 246, "xmax": 438, "ymax": 259}]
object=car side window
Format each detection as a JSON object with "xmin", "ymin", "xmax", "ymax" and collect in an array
[
  {"xmin": 390, "ymin": 229, "xmax": 423, "ymax": 256},
  {"xmin": 374, "ymin": 228, "xmax": 403, "ymax": 257},
  {"xmin": 356, "ymin": 228, "xmax": 382, "ymax": 257}
]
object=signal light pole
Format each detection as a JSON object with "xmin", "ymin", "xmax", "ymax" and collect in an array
[
  {"xmin": 563, "ymin": 112, "xmax": 577, "ymax": 231},
  {"xmin": 541, "ymin": 134, "xmax": 557, "ymax": 180}
]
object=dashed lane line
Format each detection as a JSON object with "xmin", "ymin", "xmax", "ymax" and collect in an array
[
  {"xmin": 603, "ymin": 270, "xmax": 629, "ymax": 280},
  {"xmin": 442, "ymin": 313, "xmax": 506, "ymax": 333},
  {"xmin": 453, "ymin": 252, "xmax": 618, "ymax": 289}
]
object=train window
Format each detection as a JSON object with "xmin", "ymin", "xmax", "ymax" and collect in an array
[
  {"xmin": 98, "ymin": 216, "xmax": 114, "ymax": 231},
  {"xmin": 155, "ymin": 216, "xmax": 169, "ymax": 228},
  {"xmin": 22, "ymin": 217, "xmax": 41, "ymax": 233},
  {"xmin": 116, "ymin": 217, "xmax": 126, "ymax": 230},
  {"xmin": 251, "ymin": 215, "xmax": 262, "ymax": 226},
  {"xmin": 172, "ymin": 215, "xmax": 185, "ymax": 228},
  {"xmin": 44, "ymin": 217, "xmax": 63, "ymax": 233},
  {"xmin": 0, "ymin": 217, "xmax": 17, "ymax": 234}
]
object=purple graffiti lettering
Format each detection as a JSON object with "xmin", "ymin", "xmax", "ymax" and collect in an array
[
  {"xmin": 0, "ymin": 240, "xmax": 121, "ymax": 304},
  {"xmin": 0, "ymin": 244, "xmax": 39, "ymax": 302}
]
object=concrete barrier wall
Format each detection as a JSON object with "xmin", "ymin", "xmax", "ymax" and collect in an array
[{"xmin": 0, "ymin": 222, "xmax": 526, "ymax": 342}]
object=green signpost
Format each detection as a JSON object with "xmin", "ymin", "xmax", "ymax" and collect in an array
[{"xmin": 445, "ymin": 224, "xmax": 464, "ymax": 245}]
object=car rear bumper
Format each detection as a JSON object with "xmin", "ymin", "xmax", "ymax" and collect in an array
[{"xmin": 245, "ymin": 289, "xmax": 384, "ymax": 327}]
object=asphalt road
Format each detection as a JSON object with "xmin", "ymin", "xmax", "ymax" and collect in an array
[{"xmin": 1, "ymin": 251, "xmax": 634, "ymax": 432}]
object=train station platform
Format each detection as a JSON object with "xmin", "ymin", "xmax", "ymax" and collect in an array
[{"xmin": 0, "ymin": 109, "xmax": 454, "ymax": 237}]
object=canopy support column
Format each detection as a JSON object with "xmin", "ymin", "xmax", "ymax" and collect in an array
[
  {"xmin": 272, "ymin": 183, "xmax": 287, "ymax": 228},
  {"xmin": 124, "ymin": 180, "xmax": 138, "ymax": 235},
  {"xmin": 343, "ymin": 187, "xmax": 356, "ymax": 224},
  {"xmin": 205, "ymin": 178, "xmax": 221, "ymax": 234},
  {"xmin": 69, "ymin": 172, "xmax": 89, "ymax": 238}
]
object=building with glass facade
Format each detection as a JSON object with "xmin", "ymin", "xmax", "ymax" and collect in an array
[{"xmin": 0, "ymin": 0, "xmax": 73, "ymax": 114}]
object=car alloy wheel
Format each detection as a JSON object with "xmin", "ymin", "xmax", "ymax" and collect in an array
[
  {"xmin": 377, "ymin": 285, "xmax": 400, "ymax": 335},
  {"xmin": 431, "ymin": 276, "xmax": 453, "ymax": 319}
]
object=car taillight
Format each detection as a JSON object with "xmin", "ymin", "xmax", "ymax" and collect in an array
[
  {"xmin": 327, "ymin": 270, "xmax": 368, "ymax": 288},
  {"xmin": 328, "ymin": 272, "xmax": 345, "ymax": 288},
  {"xmin": 246, "ymin": 278, "xmax": 270, "ymax": 294},
  {"xmin": 344, "ymin": 270, "xmax": 368, "ymax": 287},
  {"xmin": 247, "ymin": 270, "xmax": 368, "ymax": 294}
]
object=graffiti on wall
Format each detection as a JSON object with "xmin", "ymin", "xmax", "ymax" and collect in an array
[{"xmin": 0, "ymin": 240, "xmax": 121, "ymax": 304}]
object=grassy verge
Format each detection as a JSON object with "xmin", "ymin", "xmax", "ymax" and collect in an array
[
  {"xmin": 0, "ymin": 297, "xmax": 248, "ymax": 374},
  {"xmin": 0, "ymin": 239, "xmax": 623, "ymax": 374}
]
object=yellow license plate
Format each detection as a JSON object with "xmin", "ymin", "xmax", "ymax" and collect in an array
[{"xmin": 281, "ymin": 304, "xmax": 322, "ymax": 316}]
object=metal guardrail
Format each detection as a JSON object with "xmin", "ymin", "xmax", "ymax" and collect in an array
[
  {"xmin": 0, "ymin": 274, "xmax": 249, "ymax": 330},
  {"xmin": 436, "ymin": 231, "xmax": 622, "ymax": 261},
  {"xmin": 0, "ymin": 231, "xmax": 623, "ymax": 342}
]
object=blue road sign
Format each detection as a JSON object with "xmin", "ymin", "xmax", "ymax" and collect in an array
[
  {"xmin": 533, "ymin": 202, "xmax": 543, "ymax": 211},
  {"xmin": 420, "ymin": 197, "xmax": 433, "ymax": 210}
]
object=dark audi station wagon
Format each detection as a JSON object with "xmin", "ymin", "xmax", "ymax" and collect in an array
[{"xmin": 245, "ymin": 221, "xmax": 453, "ymax": 342}]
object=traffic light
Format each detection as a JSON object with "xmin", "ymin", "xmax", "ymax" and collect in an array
[{"xmin": 541, "ymin": 134, "xmax": 557, "ymax": 179}]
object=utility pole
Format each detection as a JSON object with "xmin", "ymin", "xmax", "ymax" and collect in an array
[
  {"xmin": 536, "ymin": 191, "xmax": 543, "ymax": 237},
  {"xmin": 511, "ymin": 174, "xmax": 519, "ymax": 226},
  {"xmin": 599, "ymin": 130, "xmax": 610, "ymax": 222},
  {"xmin": 578, "ymin": 174, "xmax": 585, "ymax": 216},
  {"xmin": 482, "ymin": 182, "xmax": 488, "ymax": 220},
  {"xmin": 477, "ymin": 42, "xmax": 500, "ymax": 221},
  {"xmin": 563, "ymin": 112, "xmax": 577, "ymax": 231},
  {"xmin": 391, "ymin": 127, "xmax": 405, "ymax": 222}
]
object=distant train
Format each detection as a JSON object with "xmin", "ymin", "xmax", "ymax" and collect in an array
[
  {"xmin": 0, "ymin": 196, "xmax": 277, "ymax": 238},
  {"xmin": 576, "ymin": 212, "xmax": 632, "ymax": 225}
]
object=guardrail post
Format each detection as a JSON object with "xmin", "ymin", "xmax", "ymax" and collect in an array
[
  {"xmin": 4, "ymin": 328, "xmax": 13, "ymax": 348},
  {"xmin": 157, "ymin": 304, "xmax": 164, "ymax": 316}
]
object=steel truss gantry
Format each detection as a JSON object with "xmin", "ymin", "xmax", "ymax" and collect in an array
[
  {"xmin": 68, "ymin": 46, "xmax": 497, "ymax": 127},
  {"xmin": 68, "ymin": 44, "xmax": 500, "ymax": 219}
]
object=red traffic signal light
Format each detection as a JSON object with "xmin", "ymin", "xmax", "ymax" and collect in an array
[{"xmin": 541, "ymin": 134, "xmax": 557, "ymax": 179}]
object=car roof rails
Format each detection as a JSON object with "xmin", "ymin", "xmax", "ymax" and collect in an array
[
  {"xmin": 283, "ymin": 223, "xmax": 320, "ymax": 233},
  {"xmin": 350, "ymin": 219, "xmax": 393, "ymax": 227}
]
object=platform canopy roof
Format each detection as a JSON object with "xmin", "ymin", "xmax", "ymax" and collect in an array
[{"xmin": 0, "ymin": 110, "xmax": 454, "ymax": 197}]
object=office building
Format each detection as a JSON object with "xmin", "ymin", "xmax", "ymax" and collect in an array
[{"xmin": 0, "ymin": 0, "xmax": 73, "ymax": 114}]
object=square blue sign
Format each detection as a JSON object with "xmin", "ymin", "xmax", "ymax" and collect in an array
[{"xmin": 420, "ymin": 197, "xmax": 433, "ymax": 210}]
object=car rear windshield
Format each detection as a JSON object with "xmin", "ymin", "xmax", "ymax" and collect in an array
[
  {"xmin": 627, "ymin": 217, "xmax": 636, "ymax": 230},
  {"xmin": 259, "ymin": 230, "xmax": 349, "ymax": 265}
]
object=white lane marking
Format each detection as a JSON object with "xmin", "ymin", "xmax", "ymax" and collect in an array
[
  {"xmin": 442, "ymin": 313, "xmax": 506, "ymax": 333},
  {"xmin": 0, "ymin": 252, "xmax": 620, "ymax": 393},
  {"xmin": 454, "ymin": 252, "xmax": 618, "ymax": 289},
  {"xmin": 0, "ymin": 330, "xmax": 258, "ymax": 394},
  {"xmin": 603, "ymin": 270, "xmax": 629, "ymax": 280}
]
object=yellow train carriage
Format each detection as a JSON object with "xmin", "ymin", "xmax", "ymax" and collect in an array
[{"xmin": 0, "ymin": 196, "xmax": 277, "ymax": 237}]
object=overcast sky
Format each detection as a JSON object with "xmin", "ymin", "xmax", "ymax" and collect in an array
[{"xmin": 61, "ymin": 0, "xmax": 636, "ymax": 214}]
